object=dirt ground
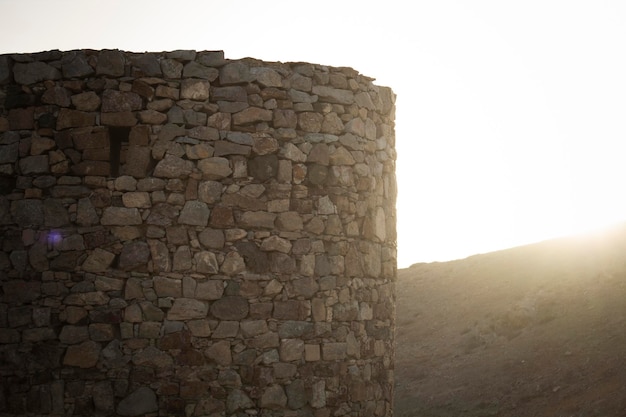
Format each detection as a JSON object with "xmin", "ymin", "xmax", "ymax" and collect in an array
[{"xmin": 394, "ymin": 225, "xmax": 626, "ymax": 416}]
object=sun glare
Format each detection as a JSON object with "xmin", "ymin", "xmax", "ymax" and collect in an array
[{"xmin": 2, "ymin": 0, "xmax": 626, "ymax": 270}]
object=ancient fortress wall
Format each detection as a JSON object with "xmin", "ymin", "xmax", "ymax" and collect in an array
[{"xmin": 0, "ymin": 50, "xmax": 396, "ymax": 416}]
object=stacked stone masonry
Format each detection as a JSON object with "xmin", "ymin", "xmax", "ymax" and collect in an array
[{"xmin": 0, "ymin": 49, "xmax": 397, "ymax": 416}]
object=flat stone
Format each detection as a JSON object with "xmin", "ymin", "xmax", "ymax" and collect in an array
[
  {"xmin": 276, "ymin": 211, "xmax": 304, "ymax": 231},
  {"xmin": 28, "ymin": 243, "xmax": 49, "ymax": 272},
  {"xmin": 97, "ymin": 50, "xmax": 126, "ymax": 76},
  {"xmin": 93, "ymin": 381, "xmax": 115, "ymax": 414},
  {"xmin": 252, "ymin": 133, "xmax": 279, "ymax": 155},
  {"xmin": 132, "ymin": 345, "xmax": 173, "ymax": 368},
  {"xmin": 211, "ymin": 296, "xmax": 249, "ymax": 320},
  {"xmin": 130, "ymin": 53, "xmax": 161, "ymax": 77},
  {"xmin": 197, "ymin": 157, "xmax": 232, "ymax": 179},
  {"xmin": 194, "ymin": 251, "xmax": 218, "ymax": 273},
  {"xmin": 248, "ymin": 155, "xmax": 277, "ymax": 181},
  {"xmin": 220, "ymin": 251, "xmax": 246, "ymax": 275},
  {"xmin": 139, "ymin": 109, "xmax": 167, "ymax": 124},
  {"xmin": 167, "ymin": 298, "xmax": 208, "ymax": 320},
  {"xmin": 182, "ymin": 62, "xmax": 219, "ymax": 81},
  {"xmin": 42, "ymin": 86, "xmax": 71, "ymax": 107},
  {"xmin": 22, "ymin": 327, "xmax": 56, "ymax": 342},
  {"xmin": 44, "ymin": 198, "xmax": 69, "ymax": 227},
  {"xmin": 94, "ymin": 276, "xmax": 124, "ymax": 292},
  {"xmin": 195, "ymin": 280, "xmax": 224, "ymax": 300},
  {"xmin": 239, "ymin": 320, "xmax": 268, "ymax": 338},
  {"xmin": 187, "ymin": 126, "xmax": 220, "ymax": 141},
  {"xmin": 63, "ymin": 340, "xmax": 101, "ymax": 368},
  {"xmin": 233, "ymin": 107, "xmax": 272, "ymax": 125},
  {"xmin": 82, "ymin": 248, "xmax": 115, "ymax": 273},
  {"xmin": 19, "ymin": 155, "xmax": 49, "ymax": 174},
  {"xmin": 117, "ymin": 387, "xmax": 158, "ymax": 417},
  {"xmin": 260, "ymin": 235, "xmax": 292, "ymax": 253},
  {"xmin": 197, "ymin": 50, "xmax": 225, "ymax": 66},
  {"xmin": 101, "ymin": 207, "xmax": 142, "ymax": 225},
  {"xmin": 298, "ymin": 112, "xmax": 323, "ymax": 132},
  {"xmin": 180, "ymin": 78, "xmax": 210, "ymax": 101},
  {"xmin": 312, "ymin": 85, "xmax": 354, "ymax": 105},
  {"xmin": 165, "ymin": 225, "xmax": 188, "ymax": 245},
  {"xmin": 122, "ymin": 146, "xmax": 152, "ymax": 178},
  {"xmin": 161, "ymin": 58, "xmax": 183, "ymax": 78},
  {"xmin": 286, "ymin": 379, "xmax": 307, "ymax": 409},
  {"xmin": 89, "ymin": 323, "xmax": 115, "ymax": 341},
  {"xmin": 11, "ymin": 199, "xmax": 43, "ymax": 227},
  {"xmin": 322, "ymin": 342, "xmax": 347, "ymax": 360},
  {"xmin": 310, "ymin": 380, "xmax": 326, "ymax": 408},
  {"xmin": 154, "ymin": 276, "xmax": 182, "ymax": 297},
  {"xmin": 280, "ymin": 338, "xmax": 304, "ymax": 362},
  {"xmin": 212, "ymin": 321, "xmax": 239, "ymax": 338},
  {"xmin": 122, "ymin": 191, "xmax": 151, "ymax": 208},
  {"xmin": 198, "ymin": 180, "xmax": 222, "ymax": 204},
  {"xmin": 322, "ymin": 112, "xmax": 344, "ymax": 134},
  {"xmin": 239, "ymin": 211, "xmax": 276, "ymax": 229},
  {"xmin": 178, "ymin": 200, "xmax": 210, "ymax": 226},
  {"xmin": 260, "ymin": 385, "xmax": 287, "ymax": 409},
  {"xmin": 56, "ymin": 109, "xmax": 95, "ymax": 130},
  {"xmin": 207, "ymin": 206, "xmax": 234, "ymax": 228},
  {"xmin": 64, "ymin": 291, "xmax": 109, "ymax": 307},
  {"xmin": 30, "ymin": 136, "xmax": 56, "ymax": 155},
  {"xmin": 219, "ymin": 61, "xmax": 253, "ymax": 85},
  {"xmin": 102, "ymin": 90, "xmax": 142, "ymax": 112},
  {"xmin": 13, "ymin": 61, "xmax": 61, "ymax": 84},
  {"xmin": 214, "ymin": 140, "xmax": 251, "ymax": 157},
  {"xmin": 113, "ymin": 175, "xmax": 137, "ymax": 193},
  {"xmin": 61, "ymin": 51, "xmax": 93, "ymax": 78},
  {"xmin": 278, "ymin": 321, "xmax": 314, "ymax": 338},
  {"xmin": 118, "ymin": 241, "xmax": 150, "ymax": 271},
  {"xmin": 148, "ymin": 239, "xmax": 171, "ymax": 272},
  {"xmin": 100, "ymin": 111, "xmax": 137, "ymax": 127},
  {"xmin": 76, "ymin": 197, "xmax": 99, "ymax": 226},
  {"xmin": 251, "ymin": 67, "xmax": 282, "ymax": 87},
  {"xmin": 0, "ymin": 142, "xmax": 18, "ymax": 164},
  {"xmin": 153, "ymin": 154, "xmax": 194, "ymax": 179},
  {"xmin": 292, "ymin": 276, "xmax": 319, "ymax": 298},
  {"xmin": 226, "ymin": 389, "xmax": 254, "ymax": 413},
  {"xmin": 205, "ymin": 340, "xmax": 232, "ymax": 366},
  {"xmin": 173, "ymin": 245, "xmax": 192, "ymax": 271}
]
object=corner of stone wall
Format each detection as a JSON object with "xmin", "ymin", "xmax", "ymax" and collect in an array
[{"xmin": 0, "ymin": 49, "xmax": 397, "ymax": 416}]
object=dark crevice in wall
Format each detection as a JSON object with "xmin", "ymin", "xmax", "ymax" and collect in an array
[{"xmin": 108, "ymin": 127, "xmax": 129, "ymax": 177}]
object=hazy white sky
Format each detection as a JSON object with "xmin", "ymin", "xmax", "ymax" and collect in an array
[{"xmin": 2, "ymin": 0, "xmax": 626, "ymax": 268}]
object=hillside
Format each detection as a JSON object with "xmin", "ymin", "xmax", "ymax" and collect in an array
[{"xmin": 394, "ymin": 224, "xmax": 626, "ymax": 416}]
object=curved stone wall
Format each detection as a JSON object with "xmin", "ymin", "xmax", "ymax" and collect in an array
[{"xmin": 0, "ymin": 49, "xmax": 396, "ymax": 416}]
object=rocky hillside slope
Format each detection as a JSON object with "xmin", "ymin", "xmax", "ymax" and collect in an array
[{"xmin": 395, "ymin": 224, "xmax": 626, "ymax": 416}]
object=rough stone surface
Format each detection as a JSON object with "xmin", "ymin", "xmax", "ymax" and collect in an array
[
  {"xmin": 0, "ymin": 49, "xmax": 396, "ymax": 417},
  {"xmin": 117, "ymin": 387, "xmax": 159, "ymax": 416}
]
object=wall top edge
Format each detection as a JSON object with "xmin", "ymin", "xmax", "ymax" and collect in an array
[{"xmin": 0, "ymin": 48, "xmax": 386, "ymax": 86}]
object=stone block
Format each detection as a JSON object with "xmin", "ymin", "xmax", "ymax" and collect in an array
[
  {"xmin": 81, "ymin": 248, "xmax": 115, "ymax": 273},
  {"xmin": 101, "ymin": 207, "xmax": 142, "ymax": 225},
  {"xmin": 63, "ymin": 340, "xmax": 101, "ymax": 368},
  {"xmin": 211, "ymin": 296, "xmax": 249, "ymax": 320},
  {"xmin": 167, "ymin": 298, "xmax": 208, "ymax": 320},
  {"xmin": 180, "ymin": 78, "xmax": 210, "ymax": 101},
  {"xmin": 116, "ymin": 387, "xmax": 158, "ymax": 417},
  {"xmin": 13, "ymin": 61, "xmax": 61, "ymax": 85},
  {"xmin": 322, "ymin": 342, "xmax": 347, "ymax": 361},
  {"xmin": 280, "ymin": 338, "xmax": 304, "ymax": 362}
]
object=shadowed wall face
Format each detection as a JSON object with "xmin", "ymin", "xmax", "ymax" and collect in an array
[{"xmin": 0, "ymin": 49, "xmax": 396, "ymax": 416}]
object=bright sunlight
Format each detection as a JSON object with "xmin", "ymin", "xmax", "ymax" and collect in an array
[{"xmin": 3, "ymin": 0, "xmax": 626, "ymax": 268}]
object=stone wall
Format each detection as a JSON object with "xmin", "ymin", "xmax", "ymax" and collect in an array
[{"xmin": 0, "ymin": 49, "xmax": 397, "ymax": 416}]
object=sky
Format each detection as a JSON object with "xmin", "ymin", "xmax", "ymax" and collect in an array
[{"xmin": 2, "ymin": 0, "xmax": 626, "ymax": 268}]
